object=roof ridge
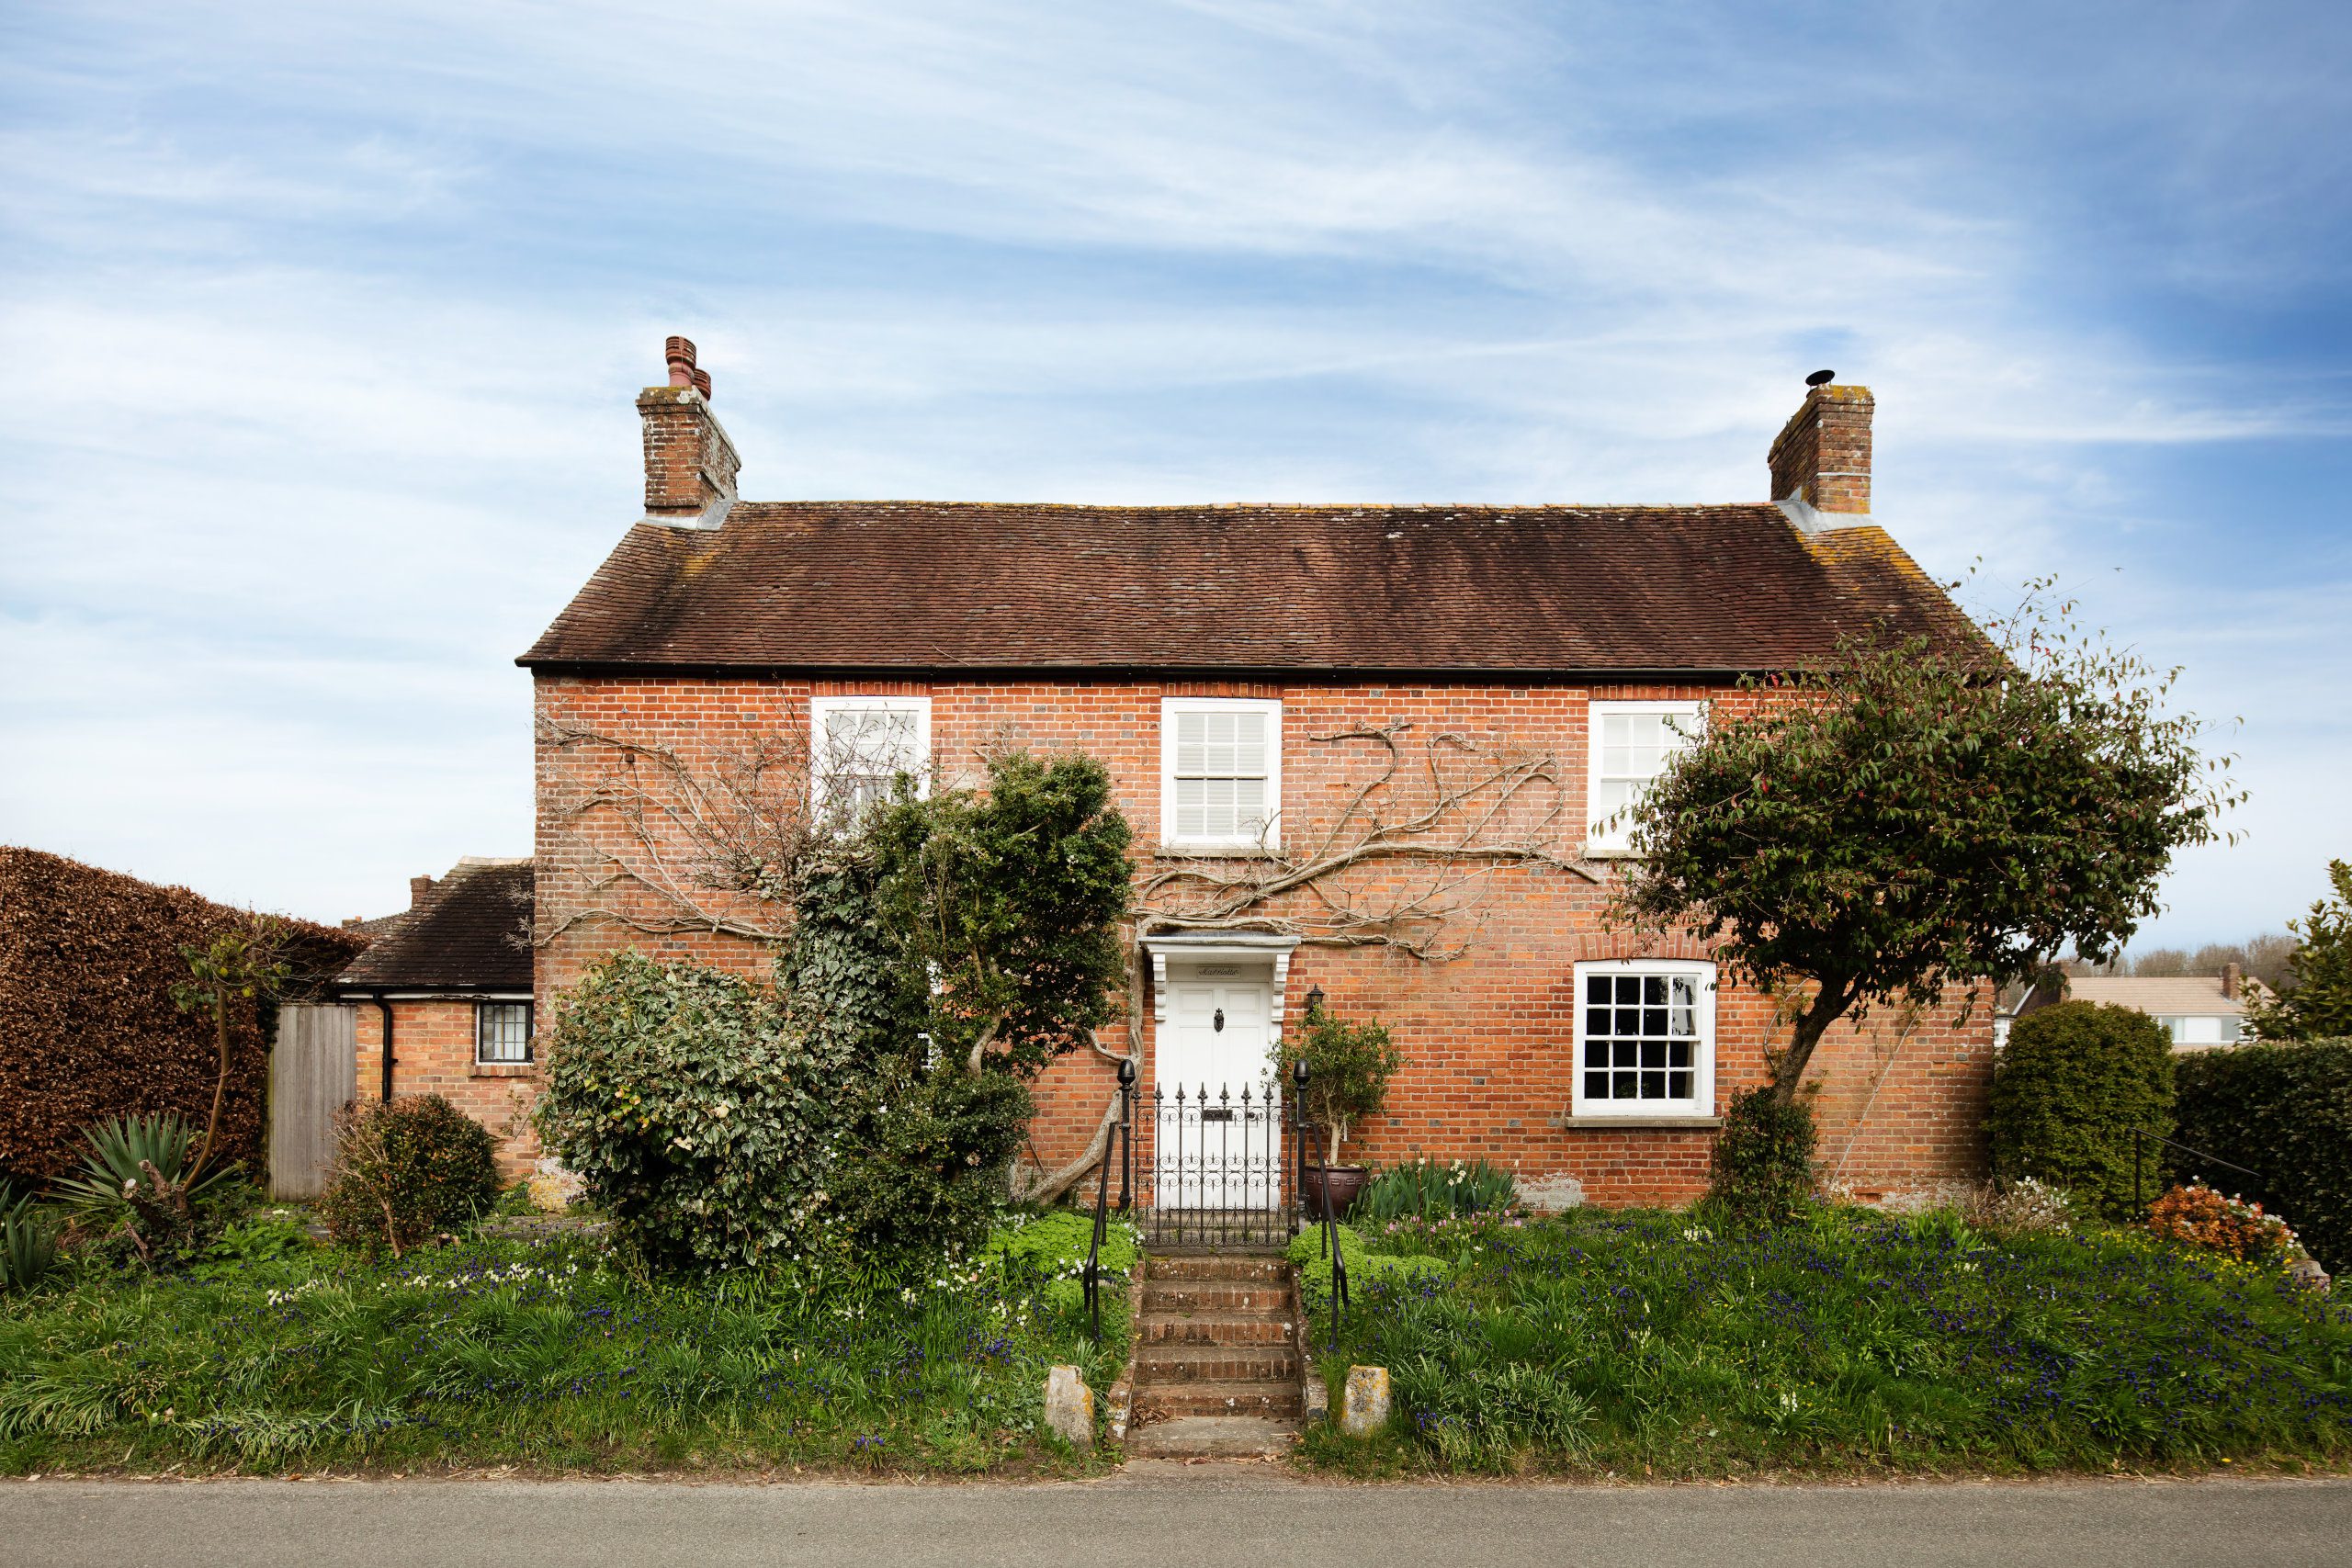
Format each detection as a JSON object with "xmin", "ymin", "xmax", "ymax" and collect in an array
[{"xmin": 719, "ymin": 499, "xmax": 1782, "ymax": 515}]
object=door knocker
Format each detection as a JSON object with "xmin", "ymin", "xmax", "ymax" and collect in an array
[{"xmin": 1213, "ymin": 1007, "xmax": 1226, "ymax": 1033}]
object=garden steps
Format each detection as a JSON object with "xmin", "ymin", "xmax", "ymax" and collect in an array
[
  {"xmin": 1135, "ymin": 1345, "xmax": 1301, "ymax": 1383},
  {"xmin": 1141, "ymin": 1312, "xmax": 1295, "ymax": 1345},
  {"xmin": 1127, "ymin": 1247, "xmax": 1307, "ymax": 1456},
  {"xmin": 1140, "ymin": 1280, "xmax": 1292, "ymax": 1314},
  {"xmin": 1123, "ymin": 1415, "xmax": 1298, "ymax": 1459}
]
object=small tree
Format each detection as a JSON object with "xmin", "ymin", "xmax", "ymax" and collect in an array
[
  {"xmin": 1275, "ymin": 1002, "xmax": 1403, "ymax": 1163},
  {"xmin": 2245, "ymin": 860, "xmax": 2352, "ymax": 1042},
  {"xmin": 857, "ymin": 750, "xmax": 1135, "ymax": 1077},
  {"xmin": 172, "ymin": 914, "xmax": 293, "ymax": 1183},
  {"xmin": 1612, "ymin": 599, "xmax": 2236, "ymax": 1105}
]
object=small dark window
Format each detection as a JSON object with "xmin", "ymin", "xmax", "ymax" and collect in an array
[{"xmin": 476, "ymin": 1001, "xmax": 534, "ymax": 1065}]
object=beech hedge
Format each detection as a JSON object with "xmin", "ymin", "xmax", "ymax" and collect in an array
[
  {"xmin": 0, "ymin": 847, "xmax": 365, "ymax": 1183},
  {"xmin": 2172, "ymin": 1040, "xmax": 2352, "ymax": 1275}
]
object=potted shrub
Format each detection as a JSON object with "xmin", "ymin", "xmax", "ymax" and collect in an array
[{"xmin": 1276, "ymin": 994, "xmax": 1402, "ymax": 1217}]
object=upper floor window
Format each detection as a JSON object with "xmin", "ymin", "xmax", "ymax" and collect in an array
[
  {"xmin": 476, "ymin": 1001, "xmax": 534, "ymax": 1066},
  {"xmin": 1572, "ymin": 959, "xmax": 1713, "ymax": 1117},
  {"xmin": 811, "ymin": 695, "xmax": 931, "ymax": 818},
  {"xmin": 1161, "ymin": 697, "xmax": 1281, "ymax": 852},
  {"xmin": 1586, "ymin": 700, "xmax": 1705, "ymax": 855}
]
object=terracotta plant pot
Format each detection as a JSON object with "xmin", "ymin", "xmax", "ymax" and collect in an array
[{"xmin": 1300, "ymin": 1164, "xmax": 1371, "ymax": 1219}]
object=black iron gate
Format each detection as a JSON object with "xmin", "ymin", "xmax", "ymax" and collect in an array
[{"xmin": 1142, "ymin": 1077, "xmax": 1295, "ymax": 1247}]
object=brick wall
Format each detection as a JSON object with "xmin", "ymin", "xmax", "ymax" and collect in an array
[
  {"xmin": 531, "ymin": 671, "xmax": 1991, "ymax": 1207},
  {"xmin": 356, "ymin": 999, "xmax": 541, "ymax": 1180}
]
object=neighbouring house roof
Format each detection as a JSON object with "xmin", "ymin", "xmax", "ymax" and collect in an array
[
  {"xmin": 518, "ymin": 502, "xmax": 1977, "ymax": 674},
  {"xmin": 337, "ymin": 859, "xmax": 533, "ymax": 992},
  {"xmin": 2066, "ymin": 976, "xmax": 2249, "ymax": 1018}
]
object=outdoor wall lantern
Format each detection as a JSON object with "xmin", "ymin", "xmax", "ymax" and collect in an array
[{"xmin": 1305, "ymin": 983, "xmax": 1326, "ymax": 1017}]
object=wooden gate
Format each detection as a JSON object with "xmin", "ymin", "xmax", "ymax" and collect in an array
[{"xmin": 270, "ymin": 1003, "xmax": 356, "ymax": 1199}]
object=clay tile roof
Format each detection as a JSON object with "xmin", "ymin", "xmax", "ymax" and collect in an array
[
  {"xmin": 517, "ymin": 503, "xmax": 1979, "ymax": 675},
  {"xmin": 338, "ymin": 859, "xmax": 533, "ymax": 991},
  {"xmin": 2067, "ymin": 976, "xmax": 2250, "ymax": 1019}
]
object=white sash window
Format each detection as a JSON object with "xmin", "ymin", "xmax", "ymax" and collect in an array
[
  {"xmin": 810, "ymin": 695, "xmax": 932, "ymax": 817},
  {"xmin": 1586, "ymin": 700, "xmax": 1705, "ymax": 854},
  {"xmin": 1571, "ymin": 959, "xmax": 1714, "ymax": 1117},
  {"xmin": 1160, "ymin": 697, "xmax": 1281, "ymax": 852}
]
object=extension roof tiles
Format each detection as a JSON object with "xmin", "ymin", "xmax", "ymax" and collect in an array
[
  {"xmin": 337, "ymin": 859, "xmax": 533, "ymax": 992},
  {"xmin": 518, "ymin": 502, "xmax": 1975, "ymax": 675}
]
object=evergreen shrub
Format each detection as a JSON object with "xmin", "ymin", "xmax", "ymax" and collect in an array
[
  {"xmin": 1987, "ymin": 1000, "xmax": 2174, "ymax": 1220},
  {"xmin": 534, "ymin": 953, "xmax": 840, "ymax": 1271},
  {"xmin": 1707, "ymin": 1087, "xmax": 1817, "ymax": 1224},
  {"xmin": 320, "ymin": 1095, "xmax": 501, "ymax": 1256},
  {"xmin": 2173, "ymin": 1039, "xmax": 2352, "ymax": 1273}
]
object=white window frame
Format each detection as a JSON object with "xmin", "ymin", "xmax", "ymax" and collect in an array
[
  {"xmin": 1585, "ymin": 699, "xmax": 1706, "ymax": 856},
  {"xmin": 809, "ymin": 694, "xmax": 932, "ymax": 817},
  {"xmin": 1570, "ymin": 958, "xmax": 1715, "ymax": 1119},
  {"xmin": 474, "ymin": 1000, "xmax": 535, "ymax": 1066},
  {"xmin": 1159, "ymin": 696, "xmax": 1282, "ymax": 853}
]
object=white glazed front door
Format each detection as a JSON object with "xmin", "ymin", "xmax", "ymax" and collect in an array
[{"xmin": 1155, "ymin": 969, "xmax": 1280, "ymax": 1211}]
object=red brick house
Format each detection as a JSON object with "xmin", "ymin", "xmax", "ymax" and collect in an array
[
  {"xmin": 337, "ymin": 857, "xmax": 539, "ymax": 1179},
  {"xmin": 514, "ymin": 338, "xmax": 1990, "ymax": 1210}
]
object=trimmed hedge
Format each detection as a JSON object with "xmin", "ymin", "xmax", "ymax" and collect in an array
[
  {"xmin": 1987, "ymin": 1000, "xmax": 2174, "ymax": 1220},
  {"xmin": 0, "ymin": 849, "xmax": 365, "ymax": 1183},
  {"xmin": 2173, "ymin": 1040, "xmax": 2352, "ymax": 1275}
]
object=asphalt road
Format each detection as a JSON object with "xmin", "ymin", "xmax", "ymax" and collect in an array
[{"xmin": 4, "ymin": 1466, "xmax": 2346, "ymax": 1567}]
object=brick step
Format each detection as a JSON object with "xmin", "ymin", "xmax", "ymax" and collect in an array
[
  {"xmin": 1138, "ymin": 1312, "xmax": 1295, "ymax": 1346},
  {"xmin": 1142, "ymin": 1281, "xmax": 1290, "ymax": 1314},
  {"xmin": 1145, "ymin": 1254, "xmax": 1290, "ymax": 1283},
  {"xmin": 1135, "ymin": 1380, "xmax": 1303, "ymax": 1419},
  {"xmin": 1136, "ymin": 1345, "xmax": 1301, "ymax": 1383},
  {"xmin": 1124, "ymin": 1416, "xmax": 1298, "ymax": 1459}
]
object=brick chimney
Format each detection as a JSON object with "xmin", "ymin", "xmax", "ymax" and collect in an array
[
  {"xmin": 638, "ymin": 335, "xmax": 741, "ymax": 529},
  {"xmin": 410, "ymin": 874, "xmax": 435, "ymax": 908},
  {"xmin": 1769, "ymin": 375, "xmax": 1873, "ymax": 518},
  {"xmin": 2222, "ymin": 961, "xmax": 2243, "ymax": 1000}
]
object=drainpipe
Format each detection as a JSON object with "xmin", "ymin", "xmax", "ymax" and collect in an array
[{"xmin": 368, "ymin": 992, "xmax": 396, "ymax": 1103}]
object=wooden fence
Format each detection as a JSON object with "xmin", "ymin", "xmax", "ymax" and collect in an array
[{"xmin": 270, "ymin": 1002, "xmax": 356, "ymax": 1199}]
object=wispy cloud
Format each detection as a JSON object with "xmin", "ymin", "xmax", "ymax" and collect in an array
[{"xmin": 2, "ymin": 0, "xmax": 2346, "ymax": 939}]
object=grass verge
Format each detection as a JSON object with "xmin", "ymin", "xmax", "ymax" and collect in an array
[
  {"xmin": 0, "ymin": 1209, "xmax": 1134, "ymax": 1476},
  {"xmin": 1294, "ymin": 1206, "xmax": 2352, "ymax": 1478}
]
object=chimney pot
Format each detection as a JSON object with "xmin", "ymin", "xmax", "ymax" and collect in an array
[
  {"xmin": 639, "ymin": 335, "xmax": 741, "ymax": 525},
  {"xmin": 409, "ymin": 874, "xmax": 435, "ymax": 908}
]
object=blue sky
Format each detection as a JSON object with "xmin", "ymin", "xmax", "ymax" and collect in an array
[{"xmin": 3, "ymin": 1, "xmax": 2346, "ymax": 947}]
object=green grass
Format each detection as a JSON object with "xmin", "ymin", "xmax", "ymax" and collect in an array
[
  {"xmin": 0, "ymin": 1209, "xmax": 1132, "ymax": 1476},
  {"xmin": 1298, "ymin": 1206, "xmax": 2352, "ymax": 1477}
]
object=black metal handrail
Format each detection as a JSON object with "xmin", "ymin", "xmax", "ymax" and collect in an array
[
  {"xmin": 2133, "ymin": 1125, "xmax": 2261, "ymax": 1213},
  {"xmin": 1315, "ymin": 1116, "xmax": 1349, "ymax": 1349},
  {"xmin": 1081, "ymin": 1059, "xmax": 1136, "ymax": 1341},
  {"xmin": 1289, "ymin": 1056, "xmax": 1347, "ymax": 1348}
]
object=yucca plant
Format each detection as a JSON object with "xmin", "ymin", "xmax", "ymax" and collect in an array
[
  {"xmin": 2, "ymin": 1184, "xmax": 62, "ymax": 1292},
  {"xmin": 56, "ymin": 1112, "xmax": 241, "ymax": 1259}
]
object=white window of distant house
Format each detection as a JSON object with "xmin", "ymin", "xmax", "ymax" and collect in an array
[
  {"xmin": 476, "ymin": 1002, "xmax": 533, "ymax": 1066},
  {"xmin": 1572, "ymin": 960, "xmax": 1714, "ymax": 1117},
  {"xmin": 1586, "ymin": 700, "xmax": 1706, "ymax": 855},
  {"xmin": 1160, "ymin": 697, "xmax": 1281, "ymax": 852},
  {"xmin": 810, "ymin": 695, "xmax": 932, "ymax": 817}
]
